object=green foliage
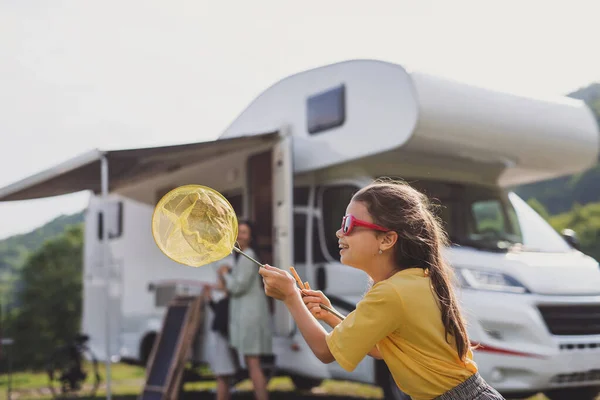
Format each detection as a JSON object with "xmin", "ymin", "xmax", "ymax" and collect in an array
[
  {"xmin": 0, "ymin": 211, "xmax": 84, "ymax": 271},
  {"xmin": 548, "ymin": 202, "xmax": 600, "ymax": 261},
  {"xmin": 0, "ymin": 211, "xmax": 84, "ymax": 307},
  {"xmin": 4, "ymin": 225, "xmax": 84, "ymax": 370},
  {"xmin": 527, "ymin": 198, "xmax": 550, "ymax": 221},
  {"xmin": 472, "ymin": 200, "xmax": 504, "ymax": 233}
]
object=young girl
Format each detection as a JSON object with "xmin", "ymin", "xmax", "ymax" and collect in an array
[{"xmin": 258, "ymin": 180, "xmax": 505, "ymax": 400}]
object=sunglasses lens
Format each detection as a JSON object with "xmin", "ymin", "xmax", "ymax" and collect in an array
[{"xmin": 343, "ymin": 216, "xmax": 351, "ymax": 234}]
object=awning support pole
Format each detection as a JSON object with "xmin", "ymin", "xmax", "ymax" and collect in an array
[{"xmin": 101, "ymin": 155, "xmax": 112, "ymax": 400}]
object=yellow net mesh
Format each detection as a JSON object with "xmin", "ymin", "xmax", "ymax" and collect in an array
[{"xmin": 151, "ymin": 185, "xmax": 238, "ymax": 267}]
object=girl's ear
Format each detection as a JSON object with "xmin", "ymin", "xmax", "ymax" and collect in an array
[{"xmin": 380, "ymin": 231, "xmax": 398, "ymax": 252}]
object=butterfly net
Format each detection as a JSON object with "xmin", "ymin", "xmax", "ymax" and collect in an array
[{"xmin": 152, "ymin": 185, "xmax": 239, "ymax": 267}]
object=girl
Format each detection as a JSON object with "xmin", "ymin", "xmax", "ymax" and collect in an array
[{"xmin": 258, "ymin": 180, "xmax": 505, "ymax": 400}]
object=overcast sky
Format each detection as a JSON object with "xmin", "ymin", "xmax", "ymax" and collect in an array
[{"xmin": 1, "ymin": 0, "xmax": 599, "ymax": 240}]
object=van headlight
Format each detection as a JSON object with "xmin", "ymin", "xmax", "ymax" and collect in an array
[{"xmin": 455, "ymin": 268, "xmax": 530, "ymax": 294}]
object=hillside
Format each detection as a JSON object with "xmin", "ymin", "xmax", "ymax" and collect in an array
[
  {"xmin": 0, "ymin": 211, "xmax": 85, "ymax": 274},
  {"xmin": 0, "ymin": 211, "xmax": 84, "ymax": 307},
  {"xmin": 514, "ymin": 83, "xmax": 600, "ymax": 214}
]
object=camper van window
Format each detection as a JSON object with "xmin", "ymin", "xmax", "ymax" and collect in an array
[
  {"xmin": 294, "ymin": 187, "xmax": 310, "ymax": 206},
  {"xmin": 307, "ymin": 84, "xmax": 346, "ymax": 135},
  {"xmin": 471, "ymin": 200, "xmax": 506, "ymax": 236},
  {"xmin": 312, "ymin": 215, "xmax": 327, "ymax": 264},
  {"xmin": 294, "ymin": 212, "xmax": 308, "ymax": 263},
  {"xmin": 386, "ymin": 178, "xmax": 525, "ymax": 251},
  {"xmin": 320, "ymin": 184, "xmax": 359, "ymax": 261},
  {"xmin": 294, "ymin": 212, "xmax": 327, "ymax": 264},
  {"xmin": 97, "ymin": 201, "xmax": 123, "ymax": 240}
]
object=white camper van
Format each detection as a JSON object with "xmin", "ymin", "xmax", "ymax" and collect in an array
[{"xmin": 1, "ymin": 59, "xmax": 599, "ymax": 399}]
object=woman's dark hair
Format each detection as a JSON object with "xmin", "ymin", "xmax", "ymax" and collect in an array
[
  {"xmin": 237, "ymin": 218, "xmax": 257, "ymax": 252},
  {"xmin": 352, "ymin": 178, "xmax": 471, "ymax": 361}
]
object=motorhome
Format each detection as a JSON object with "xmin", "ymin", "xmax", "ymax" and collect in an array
[{"xmin": 1, "ymin": 59, "xmax": 599, "ymax": 399}]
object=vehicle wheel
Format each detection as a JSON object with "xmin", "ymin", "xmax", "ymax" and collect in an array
[
  {"xmin": 546, "ymin": 386, "xmax": 600, "ymax": 400},
  {"xmin": 289, "ymin": 374, "xmax": 323, "ymax": 391},
  {"xmin": 376, "ymin": 360, "xmax": 412, "ymax": 400}
]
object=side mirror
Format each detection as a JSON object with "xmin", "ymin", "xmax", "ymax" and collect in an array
[{"xmin": 561, "ymin": 228, "xmax": 580, "ymax": 250}]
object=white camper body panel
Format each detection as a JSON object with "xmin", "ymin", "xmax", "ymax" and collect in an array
[
  {"xmin": 220, "ymin": 59, "xmax": 599, "ymax": 187},
  {"xmin": 407, "ymin": 71, "xmax": 599, "ymax": 186}
]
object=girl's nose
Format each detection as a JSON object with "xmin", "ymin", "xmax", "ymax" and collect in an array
[{"xmin": 335, "ymin": 228, "xmax": 343, "ymax": 238}]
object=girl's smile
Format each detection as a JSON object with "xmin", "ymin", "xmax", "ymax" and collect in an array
[{"xmin": 338, "ymin": 240, "xmax": 349, "ymax": 255}]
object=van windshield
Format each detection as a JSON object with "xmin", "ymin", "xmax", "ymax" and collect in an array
[
  {"xmin": 393, "ymin": 179, "xmax": 570, "ymax": 253},
  {"xmin": 404, "ymin": 180, "xmax": 520, "ymax": 252},
  {"xmin": 319, "ymin": 179, "xmax": 572, "ymax": 260}
]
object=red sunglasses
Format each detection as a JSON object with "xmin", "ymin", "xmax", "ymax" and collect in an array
[{"xmin": 341, "ymin": 214, "xmax": 390, "ymax": 236}]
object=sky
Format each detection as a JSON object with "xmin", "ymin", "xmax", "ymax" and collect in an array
[{"xmin": 1, "ymin": 0, "xmax": 599, "ymax": 240}]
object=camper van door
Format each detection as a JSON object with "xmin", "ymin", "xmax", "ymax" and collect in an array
[{"xmin": 271, "ymin": 131, "xmax": 295, "ymax": 336}]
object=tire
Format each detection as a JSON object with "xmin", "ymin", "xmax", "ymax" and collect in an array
[
  {"xmin": 289, "ymin": 374, "xmax": 323, "ymax": 391},
  {"xmin": 376, "ymin": 360, "xmax": 412, "ymax": 400},
  {"xmin": 546, "ymin": 386, "xmax": 600, "ymax": 400}
]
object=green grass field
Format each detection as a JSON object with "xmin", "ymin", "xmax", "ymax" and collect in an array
[{"xmin": 0, "ymin": 362, "xmax": 553, "ymax": 400}]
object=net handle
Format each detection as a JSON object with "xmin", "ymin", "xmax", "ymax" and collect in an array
[
  {"xmin": 233, "ymin": 244, "xmax": 346, "ymax": 321},
  {"xmin": 232, "ymin": 244, "xmax": 264, "ymax": 267}
]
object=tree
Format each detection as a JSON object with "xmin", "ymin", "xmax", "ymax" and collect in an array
[
  {"xmin": 8, "ymin": 224, "xmax": 84, "ymax": 370},
  {"xmin": 549, "ymin": 202, "xmax": 600, "ymax": 262}
]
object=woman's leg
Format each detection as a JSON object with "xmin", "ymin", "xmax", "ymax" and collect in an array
[
  {"xmin": 245, "ymin": 355, "xmax": 269, "ymax": 400},
  {"xmin": 215, "ymin": 375, "xmax": 231, "ymax": 400}
]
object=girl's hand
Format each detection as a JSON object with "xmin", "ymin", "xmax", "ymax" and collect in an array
[
  {"xmin": 258, "ymin": 265, "xmax": 300, "ymax": 303},
  {"xmin": 301, "ymin": 289, "xmax": 335, "ymax": 321}
]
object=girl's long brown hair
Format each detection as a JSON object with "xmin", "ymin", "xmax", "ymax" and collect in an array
[{"xmin": 352, "ymin": 178, "xmax": 470, "ymax": 361}]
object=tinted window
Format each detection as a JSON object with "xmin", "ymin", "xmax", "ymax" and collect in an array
[
  {"xmin": 471, "ymin": 200, "xmax": 505, "ymax": 235},
  {"xmin": 294, "ymin": 186, "xmax": 310, "ymax": 207},
  {"xmin": 307, "ymin": 85, "xmax": 346, "ymax": 134},
  {"xmin": 320, "ymin": 185, "xmax": 358, "ymax": 260},
  {"xmin": 294, "ymin": 213, "xmax": 307, "ymax": 263},
  {"xmin": 294, "ymin": 212, "xmax": 327, "ymax": 264},
  {"xmin": 312, "ymin": 216, "xmax": 327, "ymax": 264},
  {"xmin": 379, "ymin": 177, "xmax": 524, "ymax": 250}
]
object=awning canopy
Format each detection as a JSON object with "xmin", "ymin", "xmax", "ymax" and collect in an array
[{"xmin": 0, "ymin": 132, "xmax": 278, "ymax": 202}]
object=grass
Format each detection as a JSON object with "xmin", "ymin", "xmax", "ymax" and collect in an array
[
  {"xmin": 0, "ymin": 362, "xmax": 589, "ymax": 400},
  {"xmin": 0, "ymin": 362, "xmax": 386, "ymax": 400}
]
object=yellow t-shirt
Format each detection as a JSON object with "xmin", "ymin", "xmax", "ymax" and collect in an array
[{"xmin": 325, "ymin": 268, "xmax": 478, "ymax": 400}]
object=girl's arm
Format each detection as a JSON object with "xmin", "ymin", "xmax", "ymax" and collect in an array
[
  {"xmin": 308, "ymin": 297, "xmax": 383, "ymax": 360},
  {"xmin": 260, "ymin": 265, "xmax": 388, "ymax": 365},
  {"xmin": 284, "ymin": 291, "xmax": 335, "ymax": 363}
]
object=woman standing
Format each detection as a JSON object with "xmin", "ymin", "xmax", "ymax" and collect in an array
[
  {"xmin": 202, "ymin": 279, "xmax": 237, "ymax": 400},
  {"xmin": 218, "ymin": 220, "xmax": 272, "ymax": 400}
]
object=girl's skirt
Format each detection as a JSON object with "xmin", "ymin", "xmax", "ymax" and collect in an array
[{"xmin": 436, "ymin": 372, "xmax": 506, "ymax": 400}]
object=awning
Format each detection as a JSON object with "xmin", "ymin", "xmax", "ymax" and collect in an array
[{"xmin": 0, "ymin": 132, "xmax": 278, "ymax": 202}]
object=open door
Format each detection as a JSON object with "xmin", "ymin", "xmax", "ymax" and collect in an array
[{"xmin": 271, "ymin": 131, "xmax": 295, "ymax": 336}]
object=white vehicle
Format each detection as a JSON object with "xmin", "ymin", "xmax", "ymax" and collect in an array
[{"xmin": 1, "ymin": 59, "xmax": 599, "ymax": 399}]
